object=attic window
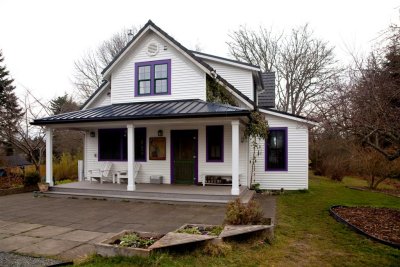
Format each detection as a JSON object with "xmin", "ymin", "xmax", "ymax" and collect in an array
[{"xmin": 135, "ymin": 59, "xmax": 171, "ymax": 96}]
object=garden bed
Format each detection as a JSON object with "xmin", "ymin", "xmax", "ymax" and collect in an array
[
  {"xmin": 95, "ymin": 230, "xmax": 163, "ymax": 257},
  {"xmin": 175, "ymin": 224, "xmax": 223, "ymax": 236},
  {"xmin": 330, "ymin": 205, "xmax": 400, "ymax": 248}
]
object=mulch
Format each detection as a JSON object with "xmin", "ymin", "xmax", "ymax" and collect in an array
[{"xmin": 331, "ymin": 206, "xmax": 400, "ymax": 246}]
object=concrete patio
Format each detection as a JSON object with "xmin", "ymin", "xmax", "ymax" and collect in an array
[{"xmin": 0, "ymin": 192, "xmax": 275, "ymax": 261}]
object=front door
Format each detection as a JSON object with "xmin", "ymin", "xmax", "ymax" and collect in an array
[{"xmin": 171, "ymin": 130, "xmax": 198, "ymax": 184}]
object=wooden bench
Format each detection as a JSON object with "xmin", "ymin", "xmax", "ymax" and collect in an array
[{"xmin": 200, "ymin": 172, "xmax": 243, "ymax": 186}]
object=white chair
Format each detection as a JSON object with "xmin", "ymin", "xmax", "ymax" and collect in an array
[
  {"xmin": 88, "ymin": 162, "xmax": 113, "ymax": 184},
  {"xmin": 115, "ymin": 162, "xmax": 141, "ymax": 184}
]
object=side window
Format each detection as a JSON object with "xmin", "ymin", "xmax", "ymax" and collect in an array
[
  {"xmin": 206, "ymin": 125, "xmax": 224, "ymax": 162},
  {"xmin": 265, "ymin": 128, "xmax": 287, "ymax": 171},
  {"xmin": 98, "ymin": 129, "xmax": 127, "ymax": 161}
]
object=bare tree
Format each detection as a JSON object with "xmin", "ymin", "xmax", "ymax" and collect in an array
[
  {"xmin": 227, "ymin": 24, "xmax": 339, "ymax": 116},
  {"xmin": 73, "ymin": 27, "xmax": 138, "ymax": 100},
  {"xmin": 0, "ymin": 90, "xmax": 50, "ymax": 172}
]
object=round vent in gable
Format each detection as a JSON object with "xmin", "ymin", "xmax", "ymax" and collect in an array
[{"xmin": 147, "ymin": 42, "xmax": 159, "ymax": 56}]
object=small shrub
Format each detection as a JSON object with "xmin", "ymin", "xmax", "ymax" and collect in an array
[
  {"xmin": 225, "ymin": 199, "xmax": 264, "ymax": 225},
  {"xmin": 117, "ymin": 233, "xmax": 157, "ymax": 248},
  {"xmin": 202, "ymin": 242, "xmax": 232, "ymax": 256},
  {"xmin": 24, "ymin": 171, "xmax": 40, "ymax": 186},
  {"xmin": 53, "ymin": 153, "xmax": 79, "ymax": 181}
]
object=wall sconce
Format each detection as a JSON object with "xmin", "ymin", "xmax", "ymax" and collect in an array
[
  {"xmin": 90, "ymin": 131, "xmax": 96, "ymax": 138},
  {"xmin": 158, "ymin": 130, "xmax": 163, "ymax": 137}
]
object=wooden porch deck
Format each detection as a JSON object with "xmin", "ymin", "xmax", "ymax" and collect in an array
[{"xmin": 43, "ymin": 182, "xmax": 254, "ymax": 204}]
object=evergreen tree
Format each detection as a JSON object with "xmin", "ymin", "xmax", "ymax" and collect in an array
[{"xmin": 0, "ymin": 50, "xmax": 23, "ymax": 145}]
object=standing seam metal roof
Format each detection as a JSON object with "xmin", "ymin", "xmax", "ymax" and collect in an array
[{"xmin": 31, "ymin": 99, "xmax": 250, "ymax": 125}]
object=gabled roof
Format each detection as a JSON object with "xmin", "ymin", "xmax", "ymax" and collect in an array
[
  {"xmin": 32, "ymin": 99, "xmax": 250, "ymax": 125},
  {"xmin": 80, "ymin": 80, "xmax": 109, "ymax": 110},
  {"xmin": 191, "ymin": 50, "xmax": 261, "ymax": 71},
  {"xmin": 99, "ymin": 20, "xmax": 254, "ymax": 108},
  {"xmin": 259, "ymin": 107, "xmax": 318, "ymax": 126},
  {"xmin": 0, "ymin": 155, "xmax": 32, "ymax": 167}
]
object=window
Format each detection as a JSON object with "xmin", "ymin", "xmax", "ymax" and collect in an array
[
  {"xmin": 99, "ymin": 129, "xmax": 127, "ymax": 161},
  {"xmin": 135, "ymin": 60, "xmax": 171, "ymax": 96},
  {"xmin": 135, "ymin": 128, "xmax": 146, "ymax": 161},
  {"xmin": 265, "ymin": 128, "xmax": 287, "ymax": 171},
  {"xmin": 206, "ymin": 125, "xmax": 224, "ymax": 162},
  {"xmin": 98, "ymin": 128, "xmax": 147, "ymax": 162}
]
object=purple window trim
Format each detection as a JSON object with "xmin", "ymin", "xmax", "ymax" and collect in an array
[
  {"xmin": 265, "ymin": 127, "xmax": 288, "ymax": 172},
  {"xmin": 206, "ymin": 125, "xmax": 224, "ymax": 162},
  {"xmin": 134, "ymin": 59, "xmax": 171, "ymax": 97},
  {"xmin": 98, "ymin": 127, "xmax": 147, "ymax": 162},
  {"xmin": 170, "ymin": 130, "xmax": 198, "ymax": 184},
  {"xmin": 134, "ymin": 127, "xmax": 147, "ymax": 162}
]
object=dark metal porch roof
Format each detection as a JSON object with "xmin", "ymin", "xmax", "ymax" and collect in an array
[{"xmin": 32, "ymin": 99, "xmax": 250, "ymax": 125}]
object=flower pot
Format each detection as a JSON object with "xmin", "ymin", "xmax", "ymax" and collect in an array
[{"xmin": 37, "ymin": 183, "xmax": 49, "ymax": 192}]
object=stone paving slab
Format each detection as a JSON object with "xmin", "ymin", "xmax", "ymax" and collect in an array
[
  {"xmin": 53, "ymin": 230, "xmax": 104, "ymax": 242},
  {"xmin": 0, "ymin": 220, "xmax": 13, "ymax": 228},
  {"xmin": 22, "ymin": 225, "xmax": 74, "ymax": 238},
  {"xmin": 0, "ymin": 233, "xmax": 10, "ymax": 240},
  {"xmin": 57, "ymin": 243, "xmax": 96, "ymax": 261},
  {"xmin": 0, "ymin": 235, "xmax": 43, "ymax": 252},
  {"xmin": 0, "ymin": 222, "xmax": 43, "ymax": 235},
  {"xmin": 88, "ymin": 232, "xmax": 117, "ymax": 244},
  {"xmin": 16, "ymin": 238, "xmax": 81, "ymax": 256}
]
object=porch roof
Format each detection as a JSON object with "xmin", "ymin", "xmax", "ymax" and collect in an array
[{"xmin": 31, "ymin": 99, "xmax": 250, "ymax": 125}]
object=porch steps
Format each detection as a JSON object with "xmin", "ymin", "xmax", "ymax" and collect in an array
[{"xmin": 42, "ymin": 187, "xmax": 255, "ymax": 205}]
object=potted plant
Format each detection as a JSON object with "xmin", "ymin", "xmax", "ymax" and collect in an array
[{"xmin": 37, "ymin": 175, "xmax": 49, "ymax": 192}]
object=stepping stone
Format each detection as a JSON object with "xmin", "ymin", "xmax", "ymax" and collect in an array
[
  {"xmin": 150, "ymin": 232, "xmax": 215, "ymax": 250},
  {"xmin": 219, "ymin": 225, "xmax": 273, "ymax": 238}
]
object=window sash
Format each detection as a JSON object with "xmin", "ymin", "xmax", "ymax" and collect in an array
[
  {"xmin": 206, "ymin": 125, "xmax": 224, "ymax": 162},
  {"xmin": 265, "ymin": 128, "xmax": 287, "ymax": 171},
  {"xmin": 135, "ymin": 60, "xmax": 170, "ymax": 96}
]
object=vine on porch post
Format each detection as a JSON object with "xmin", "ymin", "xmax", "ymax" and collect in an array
[{"xmin": 243, "ymin": 111, "xmax": 269, "ymax": 188}]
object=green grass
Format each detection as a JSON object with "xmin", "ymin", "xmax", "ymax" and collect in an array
[{"xmin": 79, "ymin": 174, "xmax": 400, "ymax": 267}]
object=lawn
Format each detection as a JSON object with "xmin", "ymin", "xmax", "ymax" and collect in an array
[{"xmin": 79, "ymin": 174, "xmax": 400, "ymax": 267}]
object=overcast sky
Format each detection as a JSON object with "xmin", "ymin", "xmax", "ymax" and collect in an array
[{"xmin": 1, "ymin": 0, "xmax": 399, "ymax": 102}]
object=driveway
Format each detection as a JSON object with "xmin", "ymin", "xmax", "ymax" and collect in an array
[{"xmin": 0, "ymin": 193, "xmax": 227, "ymax": 261}]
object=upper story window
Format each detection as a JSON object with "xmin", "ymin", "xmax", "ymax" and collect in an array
[
  {"xmin": 265, "ymin": 128, "xmax": 288, "ymax": 171},
  {"xmin": 135, "ymin": 59, "xmax": 171, "ymax": 96}
]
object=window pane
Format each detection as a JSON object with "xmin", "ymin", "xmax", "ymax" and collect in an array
[
  {"xmin": 155, "ymin": 79, "xmax": 168, "ymax": 93},
  {"xmin": 206, "ymin": 126, "xmax": 224, "ymax": 161},
  {"xmin": 138, "ymin": 66, "xmax": 150, "ymax": 80},
  {"xmin": 154, "ymin": 64, "xmax": 167, "ymax": 78},
  {"xmin": 99, "ymin": 129, "xmax": 127, "ymax": 161},
  {"xmin": 135, "ymin": 128, "xmax": 146, "ymax": 161},
  {"xmin": 266, "ymin": 130, "xmax": 286, "ymax": 170},
  {"xmin": 139, "ymin": 81, "xmax": 150, "ymax": 94}
]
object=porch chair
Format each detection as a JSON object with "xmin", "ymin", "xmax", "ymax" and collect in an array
[
  {"xmin": 115, "ymin": 162, "xmax": 141, "ymax": 184},
  {"xmin": 88, "ymin": 162, "xmax": 113, "ymax": 184}
]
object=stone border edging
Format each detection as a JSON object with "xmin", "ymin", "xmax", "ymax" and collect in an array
[
  {"xmin": 0, "ymin": 185, "xmax": 38, "ymax": 196},
  {"xmin": 329, "ymin": 205, "xmax": 400, "ymax": 249}
]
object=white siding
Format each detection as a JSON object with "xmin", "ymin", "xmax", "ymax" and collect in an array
[
  {"xmin": 252, "ymin": 114, "xmax": 309, "ymax": 190},
  {"xmin": 84, "ymin": 120, "xmax": 248, "ymax": 186},
  {"xmin": 204, "ymin": 59, "xmax": 254, "ymax": 101},
  {"xmin": 86, "ymin": 90, "xmax": 111, "ymax": 109},
  {"xmin": 111, "ymin": 31, "xmax": 206, "ymax": 104}
]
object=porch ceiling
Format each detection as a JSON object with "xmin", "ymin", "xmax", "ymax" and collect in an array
[{"xmin": 31, "ymin": 99, "xmax": 250, "ymax": 126}]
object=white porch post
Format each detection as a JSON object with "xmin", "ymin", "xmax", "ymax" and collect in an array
[
  {"xmin": 45, "ymin": 127, "xmax": 54, "ymax": 186},
  {"xmin": 231, "ymin": 120, "xmax": 240, "ymax": 195},
  {"xmin": 127, "ymin": 124, "xmax": 136, "ymax": 191}
]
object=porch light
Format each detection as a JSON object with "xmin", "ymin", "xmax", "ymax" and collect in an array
[
  {"xmin": 158, "ymin": 130, "xmax": 163, "ymax": 137},
  {"xmin": 90, "ymin": 131, "xmax": 96, "ymax": 138}
]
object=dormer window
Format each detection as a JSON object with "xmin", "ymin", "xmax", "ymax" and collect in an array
[{"xmin": 135, "ymin": 59, "xmax": 171, "ymax": 96}]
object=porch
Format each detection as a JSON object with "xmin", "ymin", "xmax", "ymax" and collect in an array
[{"xmin": 43, "ymin": 182, "xmax": 254, "ymax": 204}]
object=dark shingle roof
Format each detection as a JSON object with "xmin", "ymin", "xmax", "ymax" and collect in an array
[
  {"xmin": 0, "ymin": 155, "xmax": 31, "ymax": 167},
  {"xmin": 258, "ymin": 72, "xmax": 275, "ymax": 108},
  {"xmin": 32, "ymin": 99, "xmax": 250, "ymax": 125}
]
